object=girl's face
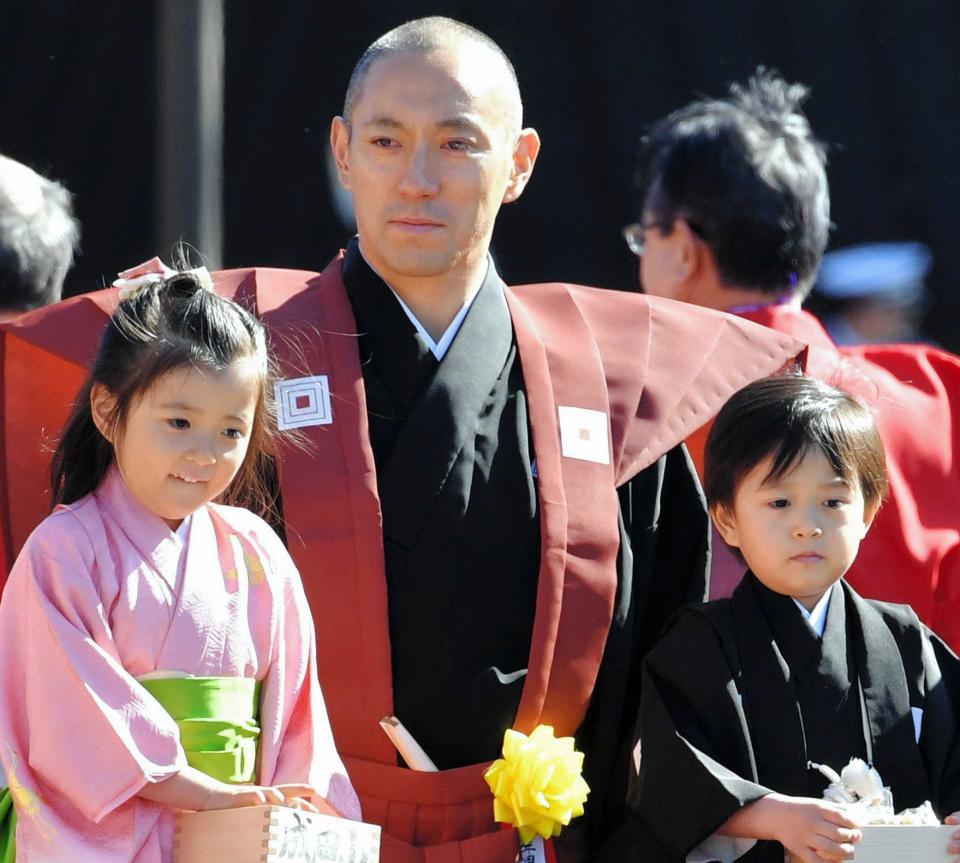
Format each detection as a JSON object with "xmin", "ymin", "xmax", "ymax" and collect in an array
[
  {"xmin": 711, "ymin": 447, "xmax": 877, "ymax": 610},
  {"xmin": 91, "ymin": 358, "xmax": 261, "ymax": 529}
]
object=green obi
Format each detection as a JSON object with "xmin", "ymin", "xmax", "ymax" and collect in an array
[
  {"xmin": 140, "ymin": 676, "xmax": 262, "ymax": 785},
  {"xmin": 0, "ymin": 787, "xmax": 13, "ymax": 863},
  {"xmin": 0, "ymin": 676, "xmax": 260, "ymax": 863}
]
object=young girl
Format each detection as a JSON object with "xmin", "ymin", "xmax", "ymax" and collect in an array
[
  {"xmin": 625, "ymin": 374, "xmax": 960, "ymax": 863},
  {"xmin": 0, "ymin": 261, "xmax": 360, "ymax": 862}
]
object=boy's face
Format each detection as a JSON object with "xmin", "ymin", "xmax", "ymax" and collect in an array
[{"xmin": 712, "ymin": 447, "xmax": 877, "ymax": 611}]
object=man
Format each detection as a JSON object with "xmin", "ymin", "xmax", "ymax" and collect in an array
[
  {"xmin": 0, "ymin": 21, "xmax": 800, "ymax": 862},
  {"xmin": 0, "ymin": 154, "xmax": 79, "ymax": 319},
  {"xmin": 629, "ymin": 70, "xmax": 960, "ymax": 646}
]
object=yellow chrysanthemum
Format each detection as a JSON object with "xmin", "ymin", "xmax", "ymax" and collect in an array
[{"xmin": 483, "ymin": 725, "xmax": 590, "ymax": 844}]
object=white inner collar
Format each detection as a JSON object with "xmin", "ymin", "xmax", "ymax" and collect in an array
[
  {"xmin": 357, "ymin": 244, "xmax": 488, "ymax": 360},
  {"xmin": 174, "ymin": 512, "xmax": 192, "ymax": 542},
  {"xmin": 793, "ymin": 587, "xmax": 833, "ymax": 637}
]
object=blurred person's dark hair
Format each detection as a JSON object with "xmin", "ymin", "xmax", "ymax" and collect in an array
[
  {"xmin": 635, "ymin": 69, "xmax": 830, "ymax": 298},
  {"xmin": 0, "ymin": 155, "xmax": 80, "ymax": 316}
]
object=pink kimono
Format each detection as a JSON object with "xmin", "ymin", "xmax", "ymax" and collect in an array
[{"xmin": 0, "ymin": 467, "xmax": 360, "ymax": 862}]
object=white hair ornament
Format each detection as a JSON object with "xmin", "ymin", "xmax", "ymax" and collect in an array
[{"xmin": 112, "ymin": 256, "xmax": 214, "ymax": 301}]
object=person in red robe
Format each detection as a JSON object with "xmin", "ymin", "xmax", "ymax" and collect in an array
[
  {"xmin": 0, "ymin": 21, "xmax": 803, "ymax": 863},
  {"xmin": 629, "ymin": 69, "xmax": 960, "ymax": 649}
]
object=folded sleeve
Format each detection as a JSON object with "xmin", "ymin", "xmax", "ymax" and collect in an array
[
  {"xmin": 632, "ymin": 610, "xmax": 772, "ymax": 860},
  {"xmin": 249, "ymin": 522, "xmax": 361, "ymax": 820},
  {"xmin": 0, "ymin": 512, "xmax": 185, "ymax": 825},
  {"xmin": 918, "ymin": 624, "xmax": 960, "ymax": 816}
]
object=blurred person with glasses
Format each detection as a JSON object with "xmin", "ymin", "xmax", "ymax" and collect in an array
[{"xmin": 624, "ymin": 68, "xmax": 960, "ymax": 653}]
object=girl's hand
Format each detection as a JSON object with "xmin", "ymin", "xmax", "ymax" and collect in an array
[
  {"xmin": 204, "ymin": 782, "xmax": 323, "ymax": 813},
  {"xmin": 138, "ymin": 766, "xmax": 328, "ymax": 814},
  {"xmin": 763, "ymin": 794, "xmax": 861, "ymax": 863}
]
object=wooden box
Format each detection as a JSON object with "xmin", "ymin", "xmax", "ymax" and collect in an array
[
  {"xmin": 174, "ymin": 805, "xmax": 381, "ymax": 863},
  {"xmin": 854, "ymin": 825, "xmax": 955, "ymax": 863}
]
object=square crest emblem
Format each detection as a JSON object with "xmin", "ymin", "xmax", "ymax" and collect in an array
[{"xmin": 275, "ymin": 375, "xmax": 333, "ymax": 430}]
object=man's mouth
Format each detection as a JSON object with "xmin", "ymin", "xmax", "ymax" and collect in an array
[{"xmin": 390, "ymin": 217, "xmax": 444, "ymax": 231}]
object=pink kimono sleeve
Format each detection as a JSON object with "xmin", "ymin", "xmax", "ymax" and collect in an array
[
  {"xmin": 251, "ymin": 524, "xmax": 361, "ymax": 820},
  {"xmin": 0, "ymin": 512, "xmax": 186, "ymax": 825}
]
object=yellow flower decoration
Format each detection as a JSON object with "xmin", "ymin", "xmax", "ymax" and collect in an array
[{"xmin": 483, "ymin": 725, "xmax": 590, "ymax": 844}]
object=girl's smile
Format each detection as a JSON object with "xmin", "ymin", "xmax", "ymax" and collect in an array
[{"xmin": 92, "ymin": 359, "xmax": 260, "ymax": 530}]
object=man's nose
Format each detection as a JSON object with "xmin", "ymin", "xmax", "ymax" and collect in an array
[{"xmin": 397, "ymin": 145, "xmax": 439, "ymax": 198}]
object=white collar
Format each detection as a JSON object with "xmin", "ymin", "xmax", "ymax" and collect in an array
[
  {"xmin": 357, "ymin": 244, "xmax": 488, "ymax": 360},
  {"xmin": 174, "ymin": 512, "xmax": 192, "ymax": 542},
  {"xmin": 793, "ymin": 588, "xmax": 833, "ymax": 637}
]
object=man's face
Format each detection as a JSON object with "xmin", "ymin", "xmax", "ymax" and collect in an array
[
  {"xmin": 636, "ymin": 199, "xmax": 695, "ymax": 302},
  {"xmin": 331, "ymin": 49, "xmax": 537, "ymax": 287},
  {"xmin": 638, "ymin": 218, "xmax": 681, "ymax": 301}
]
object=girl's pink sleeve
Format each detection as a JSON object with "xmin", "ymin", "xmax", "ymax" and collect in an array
[
  {"xmin": 0, "ymin": 514, "xmax": 185, "ymax": 825},
  {"xmin": 253, "ymin": 525, "xmax": 361, "ymax": 820}
]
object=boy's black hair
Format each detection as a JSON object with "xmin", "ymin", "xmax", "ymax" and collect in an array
[{"xmin": 705, "ymin": 373, "xmax": 887, "ymax": 513}]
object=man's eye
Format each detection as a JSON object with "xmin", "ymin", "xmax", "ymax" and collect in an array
[
  {"xmin": 370, "ymin": 137, "xmax": 395, "ymax": 148},
  {"xmin": 444, "ymin": 139, "xmax": 473, "ymax": 152},
  {"xmin": 168, "ymin": 418, "xmax": 189, "ymax": 430}
]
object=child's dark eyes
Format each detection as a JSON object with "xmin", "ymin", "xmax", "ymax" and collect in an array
[
  {"xmin": 223, "ymin": 428, "xmax": 244, "ymax": 440},
  {"xmin": 769, "ymin": 499, "xmax": 790, "ymax": 509},
  {"xmin": 824, "ymin": 499, "xmax": 847, "ymax": 509},
  {"xmin": 168, "ymin": 418, "xmax": 189, "ymax": 430}
]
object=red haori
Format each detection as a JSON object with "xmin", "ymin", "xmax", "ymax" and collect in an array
[{"xmin": 0, "ymin": 258, "xmax": 804, "ymax": 863}]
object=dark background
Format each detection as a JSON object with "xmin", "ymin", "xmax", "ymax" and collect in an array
[{"xmin": 3, "ymin": 1, "xmax": 959, "ymax": 348}]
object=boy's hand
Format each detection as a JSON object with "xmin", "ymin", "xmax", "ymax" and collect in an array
[
  {"xmin": 944, "ymin": 811, "xmax": 960, "ymax": 858},
  {"xmin": 763, "ymin": 794, "xmax": 861, "ymax": 863},
  {"xmin": 720, "ymin": 793, "xmax": 861, "ymax": 863}
]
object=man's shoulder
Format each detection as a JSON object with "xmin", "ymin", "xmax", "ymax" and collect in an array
[
  {"xmin": 506, "ymin": 281, "xmax": 805, "ymax": 479},
  {"xmin": 507, "ymin": 280, "xmax": 650, "ymax": 325},
  {"xmin": 506, "ymin": 280, "xmax": 803, "ymax": 352}
]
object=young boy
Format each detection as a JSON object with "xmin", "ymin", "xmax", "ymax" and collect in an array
[{"xmin": 628, "ymin": 375, "xmax": 960, "ymax": 863}]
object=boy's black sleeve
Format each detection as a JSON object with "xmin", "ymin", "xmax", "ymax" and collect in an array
[
  {"xmin": 918, "ymin": 626, "xmax": 960, "ymax": 816},
  {"xmin": 574, "ymin": 443, "xmax": 710, "ymax": 855},
  {"xmin": 603, "ymin": 609, "xmax": 773, "ymax": 861}
]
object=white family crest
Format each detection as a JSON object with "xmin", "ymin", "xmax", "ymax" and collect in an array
[
  {"xmin": 557, "ymin": 406, "xmax": 610, "ymax": 465},
  {"xmin": 275, "ymin": 375, "xmax": 334, "ymax": 430}
]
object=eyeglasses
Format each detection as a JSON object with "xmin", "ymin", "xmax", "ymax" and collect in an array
[
  {"xmin": 623, "ymin": 218, "xmax": 707, "ymax": 256},
  {"xmin": 622, "ymin": 221, "xmax": 671, "ymax": 257}
]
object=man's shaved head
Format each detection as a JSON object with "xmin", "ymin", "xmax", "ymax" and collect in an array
[{"xmin": 343, "ymin": 16, "xmax": 523, "ymax": 135}]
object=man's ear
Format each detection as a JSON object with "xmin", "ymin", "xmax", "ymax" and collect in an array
[
  {"xmin": 711, "ymin": 503, "xmax": 740, "ymax": 548},
  {"xmin": 672, "ymin": 218, "xmax": 707, "ymax": 283},
  {"xmin": 330, "ymin": 116, "xmax": 352, "ymax": 191},
  {"xmin": 502, "ymin": 128, "xmax": 541, "ymax": 204},
  {"xmin": 90, "ymin": 384, "xmax": 117, "ymax": 443}
]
